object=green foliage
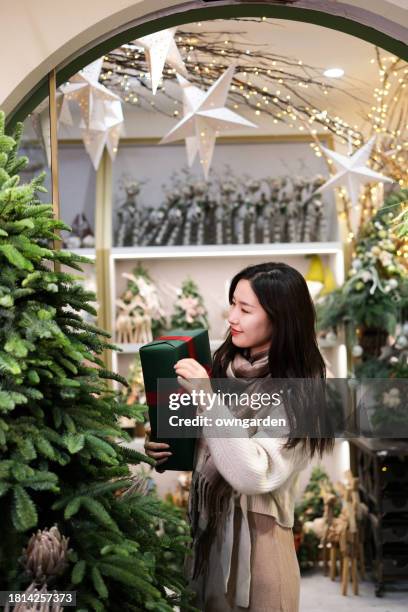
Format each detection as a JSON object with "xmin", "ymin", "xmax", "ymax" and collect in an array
[
  {"xmin": 316, "ymin": 188, "xmax": 408, "ymax": 336},
  {"xmin": 295, "ymin": 466, "xmax": 341, "ymax": 522},
  {"xmin": 0, "ymin": 111, "xmax": 195, "ymax": 611},
  {"xmin": 389, "ymin": 190, "xmax": 408, "ymax": 238},
  {"xmin": 294, "ymin": 467, "xmax": 341, "ymax": 571},
  {"xmin": 354, "ymin": 357, "xmax": 391, "ymax": 379},
  {"xmin": 316, "ymin": 284, "xmax": 407, "ymax": 336}
]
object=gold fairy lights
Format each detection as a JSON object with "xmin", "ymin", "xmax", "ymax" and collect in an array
[
  {"xmin": 99, "ymin": 26, "xmax": 406, "ymax": 240},
  {"xmin": 101, "ymin": 26, "xmax": 366, "ymax": 143},
  {"xmin": 306, "ymin": 49, "xmax": 407, "ymax": 242}
]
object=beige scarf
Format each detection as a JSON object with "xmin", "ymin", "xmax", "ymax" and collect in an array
[{"xmin": 188, "ymin": 348, "xmax": 271, "ymax": 580}]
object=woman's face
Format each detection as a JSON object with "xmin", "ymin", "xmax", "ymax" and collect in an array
[{"xmin": 228, "ymin": 279, "xmax": 273, "ymax": 355}]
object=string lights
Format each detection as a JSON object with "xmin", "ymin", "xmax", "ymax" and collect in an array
[
  {"xmin": 303, "ymin": 49, "xmax": 407, "ymax": 243},
  {"xmin": 100, "ymin": 24, "xmax": 366, "ymax": 144},
  {"xmin": 93, "ymin": 22, "xmax": 407, "ymax": 244}
]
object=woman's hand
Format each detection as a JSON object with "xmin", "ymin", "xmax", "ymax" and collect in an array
[
  {"xmin": 144, "ymin": 424, "xmax": 172, "ymax": 473},
  {"xmin": 174, "ymin": 358, "xmax": 212, "ymax": 395}
]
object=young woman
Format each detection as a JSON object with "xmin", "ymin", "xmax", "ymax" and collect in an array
[{"xmin": 145, "ymin": 262, "xmax": 334, "ymax": 612}]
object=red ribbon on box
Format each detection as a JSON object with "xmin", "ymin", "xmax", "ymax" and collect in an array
[
  {"xmin": 158, "ymin": 334, "xmax": 212, "ymax": 375},
  {"xmin": 157, "ymin": 335, "xmax": 197, "ymax": 359},
  {"xmin": 146, "ymin": 334, "xmax": 212, "ymax": 406}
]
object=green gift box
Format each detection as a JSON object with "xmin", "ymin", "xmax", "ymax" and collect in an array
[{"xmin": 139, "ymin": 329, "xmax": 212, "ymax": 471}]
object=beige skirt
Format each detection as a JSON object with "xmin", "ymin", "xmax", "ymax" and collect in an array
[{"xmin": 189, "ymin": 509, "xmax": 300, "ymax": 612}]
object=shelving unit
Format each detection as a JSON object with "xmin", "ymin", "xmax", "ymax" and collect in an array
[
  {"xmin": 115, "ymin": 339, "xmax": 224, "ymax": 354},
  {"xmin": 111, "ymin": 242, "xmax": 344, "ymax": 259},
  {"xmin": 116, "ymin": 336, "xmax": 340, "ymax": 355},
  {"xmin": 56, "ymin": 138, "xmax": 350, "ymax": 486},
  {"xmin": 57, "ymin": 135, "xmax": 347, "ymax": 376},
  {"xmin": 62, "ymin": 243, "xmax": 347, "ymax": 379},
  {"xmin": 109, "ymin": 241, "xmax": 347, "ymax": 378},
  {"xmin": 63, "ymin": 242, "xmax": 347, "ymax": 377}
]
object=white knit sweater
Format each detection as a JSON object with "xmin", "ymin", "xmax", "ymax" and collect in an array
[
  {"xmin": 201, "ymin": 397, "xmax": 309, "ymax": 527},
  {"xmin": 196, "ymin": 368, "xmax": 309, "ymax": 608}
]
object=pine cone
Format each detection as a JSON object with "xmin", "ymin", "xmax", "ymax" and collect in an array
[
  {"xmin": 23, "ymin": 526, "xmax": 70, "ymax": 582},
  {"xmin": 5, "ymin": 582, "xmax": 63, "ymax": 612}
]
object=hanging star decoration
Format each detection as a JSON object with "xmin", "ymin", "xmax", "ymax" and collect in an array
[
  {"xmin": 160, "ymin": 65, "xmax": 257, "ymax": 179},
  {"xmin": 177, "ymin": 75, "xmax": 201, "ymax": 166},
  {"xmin": 133, "ymin": 28, "xmax": 187, "ymax": 95},
  {"xmin": 79, "ymin": 95, "xmax": 124, "ymax": 171},
  {"xmin": 315, "ymin": 136, "xmax": 393, "ymax": 233},
  {"xmin": 30, "ymin": 94, "xmax": 73, "ymax": 166},
  {"xmin": 60, "ymin": 58, "xmax": 124, "ymax": 169}
]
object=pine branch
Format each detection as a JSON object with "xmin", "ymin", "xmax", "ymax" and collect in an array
[{"xmin": 112, "ymin": 443, "xmax": 155, "ymax": 467}]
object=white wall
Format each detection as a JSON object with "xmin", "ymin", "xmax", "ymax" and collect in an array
[{"xmin": 59, "ymin": 145, "xmax": 97, "ymax": 231}]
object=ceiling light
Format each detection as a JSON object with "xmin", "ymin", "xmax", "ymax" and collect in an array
[{"xmin": 324, "ymin": 68, "xmax": 344, "ymax": 78}]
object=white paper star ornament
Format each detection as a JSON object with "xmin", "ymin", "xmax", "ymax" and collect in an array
[
  {"xmin": 80, "ymin": 97, "xmax": 124, "ymax": 170},
  {"xmin": 60, "ymin": 58, "xmax": 118, "ymax": 128},
  {"xmin": 315, "ymin": 137, "xmax": 393, "ymax": 207},
  {"xmin": 134, "ymin": 28, "xmax": 187, "ymax": 95},
  {"xmin": 178, "ymin": 75, "xmax": 200, "ymax": 165},
  {"xmin": 60, "ymin": 58, "xmax": 124, "ymax": 169},
  {"xmin": 160, "ymin": 66, "xmax": 257, "ymax": 178}
]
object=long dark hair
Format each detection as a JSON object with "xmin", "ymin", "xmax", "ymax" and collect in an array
[{"xmin": 212, "ymin": 261, "xmax": 335, "ymax": 459}]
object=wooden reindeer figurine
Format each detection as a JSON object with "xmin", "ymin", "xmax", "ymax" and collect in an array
[
  {"xmin": 319, "ymin": 484, "xmax": 338, "ymax": 577},
  {"xmin": 326, "ymin": 470, "xmax": 367, "ymax": 595},
  {"xmin": 115, "ymin": 295, "xmax": 152, "ymax": 344}
]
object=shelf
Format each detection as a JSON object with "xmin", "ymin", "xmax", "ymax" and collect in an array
[
  {"xmin": 114, "ymin": 338, "xmax": 341, "ymax": 355},
  {"xmin": 111, "ymin": 242, "xmax": 343, "ymax": 260},
  {"xmin": 59, "ymin": 244, "xmax": 343, "ymax": 261},
  {"xmin": 115, "ymin": 339, "xmax": 224, "ymax": 354}
]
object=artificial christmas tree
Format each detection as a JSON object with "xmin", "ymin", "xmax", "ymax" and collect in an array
[
  {"xmin": 170, "ymin": 277, "xmax": 209, "ymax": 330},
  {"xmin": 316, "ymin": 189, "xmax": 408, "ymax": 364},
  {"xmin": 294, "ymin": 467, "xmax": 341, "ymax": 571},
  {"xmin": 0, "ymin": 112, "xmax": 195, "ymax": 611}
]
